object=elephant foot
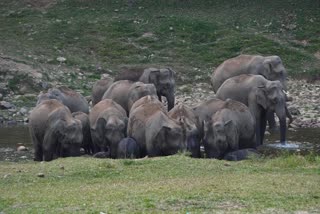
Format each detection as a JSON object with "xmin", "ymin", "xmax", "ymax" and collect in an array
[{"xmin": 280, "ymin": 141, "xmax": 288, "ymax": 145}]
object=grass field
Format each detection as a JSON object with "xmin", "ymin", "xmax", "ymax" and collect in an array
[
  {"xmin": 0, "ymin": 154, "xmax": 320, "ymax": 213},
  {"xmin": 1, "ymin": 0, "xmax": 319, "ymax": 87}
]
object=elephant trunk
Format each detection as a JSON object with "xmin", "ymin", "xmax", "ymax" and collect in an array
[
  {"xmin": 166, "ymin": 92, "xmax": 175, "ymax": 111},
  {"xmin": 275, "ymin": 106, "xmax": 287, "ymax": 144}
]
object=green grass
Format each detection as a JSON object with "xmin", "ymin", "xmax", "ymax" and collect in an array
[
  {"xmin": 0, "ymin": 0, "xmax": 319, "ymax": 88},
  {"xmin": 0, "ymin": 154, "xmax": 319, "ymax": 213}
]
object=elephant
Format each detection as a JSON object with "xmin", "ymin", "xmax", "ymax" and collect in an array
[
  {"xmin": 115, "ymin": 67, "xmax": 176, "ymax": 111},
  {"xmin": 91, "ymin": 77, "xmax": 114, "ymax": 106},
  {"xmin": 102, "ymin": 80, "xmax": 157, "ymax": 115},
  {"xmin": 168, "ymin": 104, "xmax": 201, "ymax": 158},
  {"xmin": 203, "ymin": 99, "xmax": 256, "ymax": 159},
  {"xmin": 210, "ymin": 54, "xmax": 287, "ymax": 92},
  {"xmin": 127, "ymin": 95, "xmax": 185, "ymax": 157},
  {"xmin": 223, "ymin": 148, "xmax": 260, "ymax": 161},
  {"xmin": 29, "ymin": 99, "xmax": 83, "ymax": 161},
  {"xmin": 72, "ymin": 112, "xmax": 94, "ymax": 155},
  {"xmin": 117, "ymin": 137, "xmax": 140, "ymax": 159},
  {"xmin": 37, "ymin": 86, "xmax": 89, "ymax": 114},
  {"xmin": 216, "ymin": 74, "xmax": 288, "ymax": 146},
  {"xmin": 89, "ymin": 99, "xmax": 128, "ymax": 158}
]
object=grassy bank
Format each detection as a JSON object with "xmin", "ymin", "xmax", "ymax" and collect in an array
[
  {"xmin": 1, "ymin": 0, "xmax": 320, "ymax": 87},
  {"xmin": 0, "ymin": 154, "xmax": 319, "ymax": 213}
]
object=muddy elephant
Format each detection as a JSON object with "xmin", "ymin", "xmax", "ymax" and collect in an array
[
  {"xmin": 37, "ymin": 86, "xmax": 89, "ymax": 114},
  {"xmin": 203, "ymin": 99, "xmax": 256, "ymax": 159},
  {"xmin": 91, "ymin": 77, "xmax": 114, "ymax": 106},
  {"xmin": 72, "ymin": 112, "xmax": 94, "ymax": 155},
  {"xmin": 216, "ymin": 74, "xmax": 288, "ymax": 146},
  {"xmin": 115, "ymin": 67, "xmax": 176, "ymax": 111},
  {"xmin": 102, "ymin": 80, "xmax": 157, "ymax": 115},
  {"xmin": 117, "ymin": 137, "xmax": 140, "ymax": 159},
  {"xmin": 127, "ymin": 95, "xmax": 184, "ymax": 157},
  {"xmin": 89, "ymin": 99, "xmax": 128, "ymax": 158},
  {"xmin": 168, "ymin": 104, "xmax": 201, "ymax": 158},
  {"xmin": 29, "ymin": 100, "xmax": 83, "ymax": 161},
  {"xmin": 210, "ymin": 54, "xmax": 287, "ymax": 92}
]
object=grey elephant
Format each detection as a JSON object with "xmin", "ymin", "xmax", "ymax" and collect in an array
[
  {"xmin": 102, "ymin": 80, "xmax": 157, "ymax": 115},
  {"xmin": 37, "ymin": 86, "xmax": 89, "ymax": 114},
  {"xmin": 115, "ymin": 67, "xmax": 176, "ymax": 111},
  {"xmin": 210, "ymin": 54, "xmax": 287, "ymax": 92},
  {"xmin": 117, "ymin": 137, "xmax": 140, "ymax": 159},
  {"xmin": 89, "ymin": 99, "xmax": 128, "ymax": 158},
  {"xmin": 168, "ymin": 104, "xmax": 201, "ymax": 158},
  {"xmin": 127, "ymin": 95, "xmax": 184, "ymax": 157},
  {"xmin": 216, "ymin": 74, "xmax": 288, "ymax": 146},
  {"xmin": 223, "ymin": 148, "xmax": 260, "ymax": 161},
  {"xmin": 72, "ymin": 112, "xmax": 94, "ymax": 155},
  {"xmin": 91, "ymin": 77, "xmax": 114, "ymax": 106},
  {"xmin": 203, "ymin": 99, "xmax": 256, "ymax": 159},
  {"xmin": 29, "ymin": 100, "xmax": 83, "ymax": 161}
]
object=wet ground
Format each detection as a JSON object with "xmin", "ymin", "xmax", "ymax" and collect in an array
[{"xmin": 0, "ymin": 125, "xmax": 319, "ymax": 162}]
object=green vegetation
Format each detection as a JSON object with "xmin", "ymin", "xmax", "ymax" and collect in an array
[
  {"xmin": 0, "ymin": 0, "xmax": 319, "ymax": 85},
  {"xmin": 0, "ymin": 154, "xmax": 319, "ymax": 213}
]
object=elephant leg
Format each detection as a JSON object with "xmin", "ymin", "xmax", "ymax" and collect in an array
[
  {"xmin": 279, "ymin": 118, "xmax": 287, "ymax": 144},
  {"xmin": 255, "ymin": 109, "xmax": 267, "ymax": 147},
  {"xmin": 32, "ymin": 135, "xmax": 43, "ymax": 161},
  {"xmin": 260, "ymin": 109, "xmax": 267, "ymax": 145},
  {"xmin": 43, "ymin": 150, "xmax": 54, "ymax": 161}
]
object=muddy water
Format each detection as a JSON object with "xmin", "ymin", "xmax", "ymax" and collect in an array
[{"xmin": 0, "ymin": 126, "xmax": 319, "ymax": 162}]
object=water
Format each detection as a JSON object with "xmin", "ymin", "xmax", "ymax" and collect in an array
[{"xmin": 0, "ymin": 126, "xmax": 319, "ymax": 162}]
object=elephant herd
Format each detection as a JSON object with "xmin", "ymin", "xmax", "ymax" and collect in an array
[{"xmin": 29, "ymin": 54, "xmax": 292, "ymax": 161}]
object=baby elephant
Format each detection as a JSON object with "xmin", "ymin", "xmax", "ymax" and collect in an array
[
  {"xmin": 203, "ymin": 99, "xmax": 255, "ymax": 159},
  {"xmin": 117, "ymin": 137, "xmax": 140, "ymax": 159}
]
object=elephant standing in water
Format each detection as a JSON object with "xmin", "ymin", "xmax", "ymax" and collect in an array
[
  {"xmin": 203, "ymin": 99, "xmax": 255, "ymax": 159},
  {"xmin": 89, "ymin": 99, "xmax": 128, "ymax": 158},
  {"xmin": 115, "ymin": 67, "xmax": 176, "ymax": 111},
  {"xmin": 127, "ymin": 96, "xmax": 184, "ymax": 157},
  {"xmin": 29, "ymin": 100, "xmax": 83, "ymax": 161},
  {"xmin": 168, "ymin": 104, "xmax": 201, "ymax": 158},
  {"xmin": 37, "ymin": 86, "xmax": 89, "ymax": 114},
  {"xmin": 216, "ymin": 74, "xmax": 288, "ymax": 146},
  {"xmin": 102, "ymin": 80, "xmax": 157, "ymax": 115}
]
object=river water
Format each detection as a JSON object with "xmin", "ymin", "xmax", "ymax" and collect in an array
[{"xmin": 0, "ymin": 125, "xmax": 319, "ymax": 162}]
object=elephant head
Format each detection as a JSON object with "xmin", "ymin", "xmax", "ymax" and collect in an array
[
  {"xmin": 262, "ymin": 56, "xmax": 287, "ymax": 90},
  {"xmin": 146, "ymin": 111, "xmax": 184, "ymax": 156},
  {"xmin": 127, "ymin": 82, "xmax": 157, "ymax": 112},
  {"xmin": 203, "ymin": 120, "xmax": 236, "ymax": 159},
  {"xmin": 256, "ymin": 80, "xmax": 287, "ymax": 144},
  {"xmin": 91, "ymin": 115, "xmax": 128, "ymax": 158},
  {"xmin": 49, "ymin": 109, "xmax": 83, "ymax": 158},
  {"xmin": 142, "ymin": 68, "xmax": 176, "ymax": 111}
]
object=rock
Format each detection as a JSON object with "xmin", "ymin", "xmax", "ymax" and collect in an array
[
  {"xmin": 56, "ymin": 57, "xmax": 66, "ymax": 63},
  {"xmin": 289, "ymin": 106, "xmax": 301, "ymax": 116},
  {"xmin": 3, "ymin": 174, "xmax": 11, "ymax": 179},
  {"xmin": 37, "ymin": 173, "xmax": 45, "ymax": 178},
  {"xmin": 17, "ymin": 146, "xmax": 28, "ymax": 152},
  {"xmin": 19, "ymin": 107, "xmax": 28, "ymax": 115},
  {"xmin": 0, "ymin": 101, "xmax": 15, "ymax": 109}
]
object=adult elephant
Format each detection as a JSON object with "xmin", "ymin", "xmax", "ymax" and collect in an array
[
  {"xmin": 102, "ymin": 80, "xmax": 157, "ymax": 115},
  {"xmin": 210, "ymin": 54, "xmax": 287, "ymax": 92},
  {"xmin": 203, "ymin": 99, "xmax": 255, "ymax": 159},
  {"xmin": 72, "ymin": 112, "xmax": 94, "ymax": 155},
  {"xmin": 89, "ymin": 99, "xmax": 128, "ymax": 158},
  {"xmin": 127, "ymin": 95, "xmax": 184, "ymax": 157},
  {"xmin": 37, "ymin": 86, "xmax": 89, "ymax": 114},
  {"xmin": 115, "ymin": 67, "xmax": 175, "ymax": 111},
  {"xmin": 216, "ymin": 74, "xmax": 288, "ymax": 146},
  {"xmin": 168, "ymin": 104, "xmax": 201, "ymax": 158},
  {"xmin": 91, "ymin": 77, "xmax": 114, "ymax": 106},
  {"xmin": 29, "ymin": 100, "xmax": 83, "ymax": 161}
]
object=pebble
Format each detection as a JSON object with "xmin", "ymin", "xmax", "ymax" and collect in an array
[{"xmin": 17, "ymin": 146, "xmax": 28, "ymax": 152}]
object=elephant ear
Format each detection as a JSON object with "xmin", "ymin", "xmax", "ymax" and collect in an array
[
  {"xmin": 256, "ymin": 86, "xmax": 268, "ymax": 110},
  {"xmin": 148, "ymin": 69, "xmax": 160, "ymax": 85},
  {"xmin": 262, "ymin": 58, "xmax": 273, "ymax": 76}
]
